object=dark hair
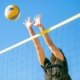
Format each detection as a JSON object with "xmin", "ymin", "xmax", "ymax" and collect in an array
[{"xmin": 50, "ymin": 53, "xmax": 56, "ymax": 62}]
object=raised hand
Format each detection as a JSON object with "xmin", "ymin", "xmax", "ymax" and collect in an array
[
  {"xmin": 23, "ymin": 17, "xmax": 34, "ymax": 29},
  {"xmin": 34, "ymin": 14, "xmax": 42, "ymax": 27}
]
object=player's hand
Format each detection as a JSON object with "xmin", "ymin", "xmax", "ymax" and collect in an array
[
  {"xmin": 34, "ymin": 14, "xmax": 42, "ymax": 27},
  {"xmin": 23, "ymin": 17, "xmax": 34, "ymax": 29}
]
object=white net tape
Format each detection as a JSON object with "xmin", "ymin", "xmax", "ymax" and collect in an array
[{"xmin": 0, "ymin": 13, "xmax": 80, "ymax": 54}]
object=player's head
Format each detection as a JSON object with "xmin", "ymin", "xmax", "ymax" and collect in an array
[{"xmin": 50, "ymin": 53, "xmax": 56, "ymax": 62}]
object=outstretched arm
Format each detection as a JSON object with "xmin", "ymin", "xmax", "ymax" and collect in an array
[
  {"xmin": 23, "ymin": 17, "xmax": 45, "ymax": 66},
  {"xmin": 34, "ymin": 15, "xmax": 64, "ymax": 61}
]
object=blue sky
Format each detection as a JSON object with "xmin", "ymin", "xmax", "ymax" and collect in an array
[{"xmin": 0, "ymin": 0, "xmax": 80, "ymax": 80}]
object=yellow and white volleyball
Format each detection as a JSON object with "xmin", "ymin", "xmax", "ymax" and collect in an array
[{"xmin": 5, "ymin": 5, "xmax": 20, "ymax": 20}]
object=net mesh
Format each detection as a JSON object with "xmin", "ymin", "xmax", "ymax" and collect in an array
[{"xmin": 0, "ymin": 19, "xmax": 80, "ymax": 80}]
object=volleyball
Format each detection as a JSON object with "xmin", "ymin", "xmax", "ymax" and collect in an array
[{"xmin": 5, "ymin": 5, "xmax": 20, "ymax": 20}]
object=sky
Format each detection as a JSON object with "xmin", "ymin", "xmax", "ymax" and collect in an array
[{"xmin": 0, "ymin": 0, "xmax": 80, "ymax": 80}]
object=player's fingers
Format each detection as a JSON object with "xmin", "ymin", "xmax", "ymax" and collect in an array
[
  {"xmin": 32, "ymin": 20, "xmax": 35, "ymax": 24},
  {"xmin": 38, "ymin": 14, "xmax": 41, "ymax": 19},
  {"xmin": 34, "ymin": 17, "xmax": 36, "ymax": 21},
  {"xmin": 39, "ymin": 14, "xmax": 42, "ymax": 18},
  {"xmin": 25, "ymin": 19, "xmax": 27, "ymax": 22},
  {"xmin": 36, "ymin": 15, "xmax": 38, "ymax": 18},
  {"xmin": 28, "ymin": 17, "xmax": 31, "ymax": 21},
  {"xmin": 23, "ymin": 22, "xmax": 25, "ymax": 25},
  {"xmin": 37, "ymin": 14, "xmax": 39, "ymax": 17}
]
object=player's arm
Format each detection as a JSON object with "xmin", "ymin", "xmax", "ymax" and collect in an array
[
  {"xmin": 23, "ymin": 17, "xmax": 45, "ymax": 66},
  {"xmin": 34, "ymin": 15, "xmax": 64, "ymax": 61}
]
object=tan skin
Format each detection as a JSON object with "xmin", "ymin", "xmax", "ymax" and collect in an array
[{"xmin": 23, "ymin": 15, "xmax": 64, "ymax": 66}]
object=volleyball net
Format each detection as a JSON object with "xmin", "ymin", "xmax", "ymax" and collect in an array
[{"xmin": 0, "ymin": 13, "xmax": 80, "ymax": 54}]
